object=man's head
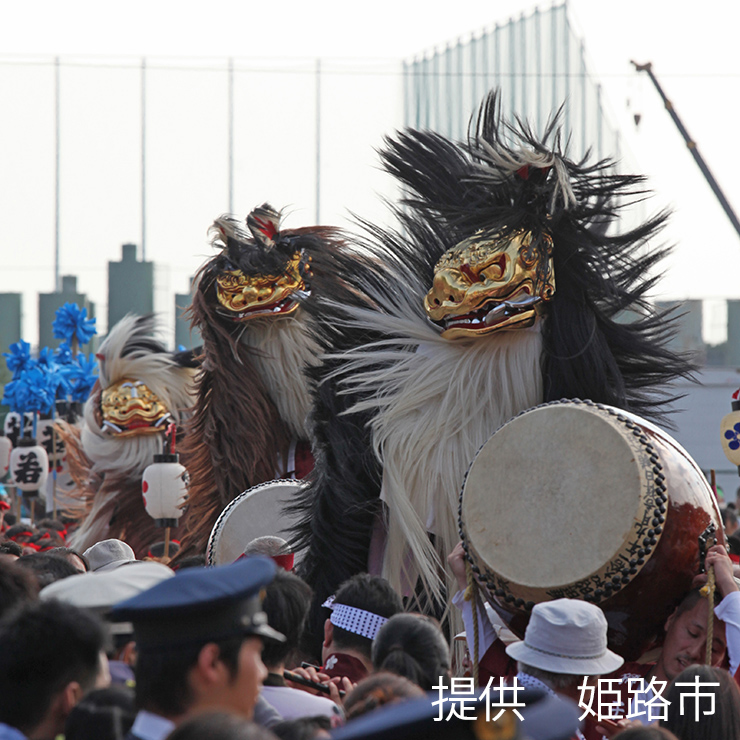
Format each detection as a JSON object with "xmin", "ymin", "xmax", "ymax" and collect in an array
[
  {"xmin": 242, "ymin": 536, "xmax": 294, "ymax": 571},
  {"xmin": 111, "ymin": 556, "xmax": 284, "ymax": 721},
  {"xmin": 0, "ymin": 556, "xmax": 39, "ymax": 619},
  {"xmin": 16, "ymin": 552, "xmax": 81, "ymax": 588},
  {"xmin": 261, "ymin": 569, "xmax": 312, "ymax": 671},
  {"xmin": 0, "ymin": 540, "xmax": 22, "ymax": 559},
  {"xmin": 505, "ymin": 598, "xmax": 623, "ymax": 695},
  {"xmin": 5, "ymin": 523, "xmax": 36, "ymax": 543},
  {"xmin": 40, "ymin": 560, "xmax": 175, "ymax": 665},
  {"xmin": 722, "ymin": 507, "xmax": 739, "ymax": 538},
  {"xmin": 322, "ymin": 574, "xmax": 403, "ymax": 664},
  {"xmin": 0, "ymin": 599, "xmax": 108, "ymax": 738},
  {"xmin": 48, "ymin": 547, "xmax": 89, "ymax": 574},
  {"xmin": 654, "ymin": 588, "xmax": 727, "ymax": 683},
  {"xmin": 133, "ymin": 634, "xmax": 266, "ymax": 720}
]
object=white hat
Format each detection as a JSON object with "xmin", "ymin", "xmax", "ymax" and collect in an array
[
  {"xmin": 40, "ymin": 561, "xmax": 174, "ymax": 635},
  {"xmin": 84, "ymin": 539, "xmax": 136, "ymax": 571},
  {"xmin": 505, "ymin": 598, "xmax": 623, "ymax": 675}
]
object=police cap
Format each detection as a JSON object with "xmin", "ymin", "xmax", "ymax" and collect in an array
[{"xmin": 110, "ymin": 556, "xmax": 285, "ymax": 649}]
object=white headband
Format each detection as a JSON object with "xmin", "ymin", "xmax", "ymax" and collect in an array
[{"xmin": 322, "ymin": 596, "xmax": 388, "ymax": 640}]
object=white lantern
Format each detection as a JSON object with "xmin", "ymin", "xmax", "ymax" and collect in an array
[
  {"xmin": 3, "ymin": 412, "xmax": 23, "ymax": 447},
  {"xmin": 37, "ymin": 418, "xmax": 65, "ymax": 472},
  {"xmin": 142, "ymin": 453, "xmax": 189, "ymax": 526},
  {"xmin": 10, "ymin": 437, "xmax": 49, "ymax": 494},
  {"xmin": 3, "ymin": 413, "xmax": 34, "ymax": 446},
  {"xmin": 0, "ymin": 435, "xmax": 11, "ymax": 481}
]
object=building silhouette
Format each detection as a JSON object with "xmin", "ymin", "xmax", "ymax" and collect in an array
[
  {"xmin": 0, "ymin": 293, "xmax": 22, "ymax": 407},
  {"xmin": 0, "ymin": 293, "xmax": 21, "ymax": 358},
  {"xmin": 108, "ymin": 243, "xmax": 154, "ymax": 332},
  {"xmin": 38, "ymin": 276, "xmax": 95, "ymax": 350}
]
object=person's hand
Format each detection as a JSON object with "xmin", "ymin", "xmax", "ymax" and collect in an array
[
  {"xmin": 706, "ymin": 544, "xmax": 739, "ymax": 598},
  {"xmin": 447, "ymin": 541, "xmax": 468, "ymax": 592},
  {"xmin": 284, "ymin": 667, "xmax": 353, "ymax": 708},
  {"xmin": 284, "ymin": 665, "xmax": 332, "ymax": 696},
  {"xmin": 595, "ymin": 717, "xmax": 643, "ymax": 738},
  {"xmin": 327, "ymin": 676, "xmax": 355, "ymax": 707}
]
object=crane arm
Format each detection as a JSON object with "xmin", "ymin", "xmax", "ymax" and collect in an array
[{"xmin": 632, "ymin": 60, "xmax": 740, "ymax": 241}]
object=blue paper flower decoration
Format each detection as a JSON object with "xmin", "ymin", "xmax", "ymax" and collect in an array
[
  {"xmin": 3, "ymin": 340, "xmax": 34, "ymax": 378},
  {"xmin": 1, "ymin": 378, "xmax": 22, "ymax": 412},
  {"xmin": 37, "ymin": 346, "xmax": 57, "ymax": 368},
  {"xmin": 1, "ymin": 366, "xmax": 57, "ymax": 415},
  {"xmin": 52, "ymin": 303, "xmax": 97, "ymax": 345},
  {"xmin": 4, "ymin": 307, "xmax": 100, "ymax": 416},
  {"xmin": 54, "ymin": 342, "xmax": 75, "ymax": 366},
  {"xmin": 60, "ymin": 354, "xmax": 98, "ymax": 403},
  {"xmin": 47, "ymin": 365, "xmax": 73, "ymax": 402}
]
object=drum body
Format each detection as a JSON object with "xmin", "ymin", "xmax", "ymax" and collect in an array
[
  {"xmin": 206, "ymin": 479, "xmax": 306, "ymax": 566},
  {"xmin": 459, "ymin": 399, "xmax": 723, "ymax": 661}
]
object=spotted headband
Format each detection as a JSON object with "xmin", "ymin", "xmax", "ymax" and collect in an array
[{"xmin": 322, "ymin": 596, "xmax": 388, "ymax": 640}]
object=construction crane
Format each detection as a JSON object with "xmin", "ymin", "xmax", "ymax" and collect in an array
[{"xmin": 631, "ymin": 60, "xmax": 740, "ymax": 241}]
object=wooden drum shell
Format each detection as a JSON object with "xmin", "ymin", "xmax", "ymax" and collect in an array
[
  {"xmin": 459, "ymin": 399, "xmax": 723, "ymax": 661},
  {"xmin": 206, "ymin": 479, "xmax": 306, "ymax": 566}
]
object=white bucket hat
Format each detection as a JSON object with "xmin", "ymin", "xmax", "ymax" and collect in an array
[{"xmin": 505, "ymin": 598, "xmax": 624, "ymax": 675}]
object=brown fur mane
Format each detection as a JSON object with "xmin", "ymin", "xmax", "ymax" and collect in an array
[
  {"xmin": 175, "ymin": 280, "xmax": 292, "ymax": 558},
  {"xmin": 174, "ymin": 223, "xmax": 368, "ymax": 561},
  {"xmin": 59, "ymin": 418, "xmax": 185, "ymax": 557},
  {"xmin": 55, "ymin": 420, "xmax": 97, "ymax": 521}
]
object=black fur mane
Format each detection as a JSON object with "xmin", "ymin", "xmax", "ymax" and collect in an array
[
  {"xmin": 291, "ymin": 92, "xmax": 695, "ymax": 654},
  {"xmin": 379, "ymin": 93, "xmax": 694, "ymax": 420}
]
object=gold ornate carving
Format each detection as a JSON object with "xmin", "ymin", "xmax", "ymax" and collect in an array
[
  {"xmin": 424, "ymin": 230, "xmax": 555, "ymax": 339},
  {"xmin": 100, "ymin": 379, "xmax": 171, "ymax": 436},
  {"xmin": 215, "ymin": 253, "xmax": 306, "ymax": 321}
]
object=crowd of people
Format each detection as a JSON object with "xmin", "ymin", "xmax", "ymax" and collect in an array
[{"xmin": 1, "ymin": 502, "xmax": 740, "ymax": 740}]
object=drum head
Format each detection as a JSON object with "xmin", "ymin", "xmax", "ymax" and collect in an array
[
  {"xmin": 206, "ymin": 479, "xmax": 307, "ymax": 566},
  {"xmin": 460, "ymin": 400, "xmax": 667, "ymax": 605}
]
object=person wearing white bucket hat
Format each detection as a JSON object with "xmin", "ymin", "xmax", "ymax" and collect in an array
[
  {"xmin": 505, "ymin": 600, "xmax": 624, "ymax": 679},
  {"xmin": 505, "ymin": 599, "xmax": 623, "ymax": 740}
]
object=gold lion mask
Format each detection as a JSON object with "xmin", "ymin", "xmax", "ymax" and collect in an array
[
  {"xmin": 100, "ymin": 379, "xmax": 171, "ymax": 436},
  {"xmin": 214, "ymin": 252, "xmax": 307, "ymax": 322},
  {"xmin": 424, "ymin": 230, "xmax": 555, "ymax": 339}
]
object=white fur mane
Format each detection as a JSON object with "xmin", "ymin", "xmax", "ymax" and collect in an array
[
  {"xmin": 326, "ymin": 276, "xmax": 544, "ymax": 606},
  {"xmin": 239, "ymin": 312, "xmax": 320, "ymax": 440},
  {"xmin": 81, "ymin": 315, "xmax": 195, "ymax": 477}
]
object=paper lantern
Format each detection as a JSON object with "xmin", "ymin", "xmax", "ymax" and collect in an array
[
  {"xmin": 37, "ymin": 418, "xmax": 65, "ymax": 472},
  {"xmin": 0, "ymin": 435, "xmax": 11, "ymax": 480},
  {"xmin": 3, "ymin": 412, "xmax": 23, "ymax": 447},
  {"xmin": 10, "ymin": 437, "xmax": 49, "ymax": 494},
  {"xmin": 142, "ymin": 453, "xmax": 189, "ymax": 527},
  {"xmin": 3, "ymin": 412, "xmax": 34, "ymax": 446},
  {"xmin": 721, "ymin": 390, "xmax": 740, "ymax": 475}
]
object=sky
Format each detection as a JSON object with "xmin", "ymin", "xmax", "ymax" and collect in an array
[{"xmin": 1, "ymin": 0, "xmax": 740, "ymax": 345}]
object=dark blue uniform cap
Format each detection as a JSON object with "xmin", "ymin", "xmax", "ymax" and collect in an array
[
  {"xmin": 110, "ymin": 556, "xmax": 285, "ymax": 649},
  {"xmin": 330, "ymin": 689, "xmax": 581, "ymax": 740}
]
